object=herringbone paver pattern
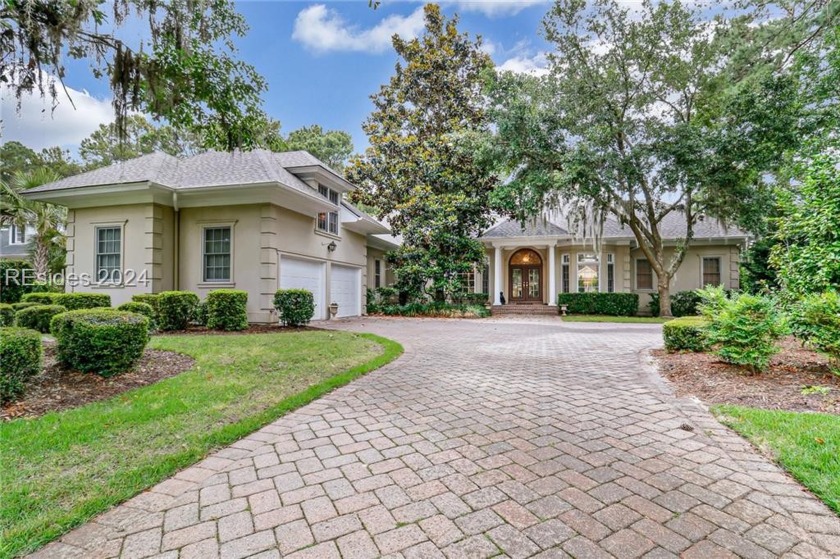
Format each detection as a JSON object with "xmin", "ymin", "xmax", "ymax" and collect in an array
[{"xmin": 30, "ymin": 317, "xmax": 840, "ymax": 558}]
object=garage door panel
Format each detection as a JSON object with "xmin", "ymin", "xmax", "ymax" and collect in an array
[
  {"xmin": 279, "ymin": 258, "xmax": 325, "ymax": 320},
  {"xmin": 330, "ymin": 265, "xmax": 360, "ymax": 318}
]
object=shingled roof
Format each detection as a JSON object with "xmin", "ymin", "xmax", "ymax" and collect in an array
[
  {"xmin": 24, "ymin": 150, "xmax": 340, "ymax": 195},
  {"xmin": 482, "ymin": 214, "xmax": 746, "ymax": 240}
]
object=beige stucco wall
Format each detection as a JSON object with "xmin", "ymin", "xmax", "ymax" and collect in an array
[
  {"xmin": 65, "ymin": 204, "xmax": 170, "ymax": 306},
  {"xmin": 367, "ymin": 248, "xmax": 395, "ymax": 290}
]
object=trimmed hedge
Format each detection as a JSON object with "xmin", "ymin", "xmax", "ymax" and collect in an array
[
  {"xmin": 379, "ymin": 302, "xmax": 490, "ymax": 318},
  {"xmin": 132, "ymin": 294, "xmax": 161, "ymax": 319},
  {"xmin": 194, "ymin": 300, "xmax": 208, "ymax": 326},
  {"xmin": 556, "ymin": 292, "xmax": 639, "ymax": 316},
  {"xmin": 11, "ymin": 302, "xmax": 40, "ymax": 311},
  {"xmin": 157, "ymin": 291, "xmax": 199, "ymax": 331},
  {"xmin": 0, "ymin": 327, "xmax": 42, "ymax": 402},
  {"xmin": 206, "ymin": 289, "xmax": 248, "ymax": 331},
  {"xmin": 274, "ymin": 289, "xmax": 315, "ymax": 326},
  {"xmin": 15, "ymin": 304, "xmax": 68, "ymax": 333},
  {"xmin": 0, "ymin": 304, "xmax": 14, "ymax": 327},
  {"xmin": 0, "ymin": 261, "xmax": 55, "ymax": 303},
  {"xmin": 53, "ymin": 292, "xmax": 111, "ymax": 310},
  {"xmin": 649, "ymin": 290, "xmax": 704, "ymax": 317},
  {"xmin": 21, "ymin": 292, "xmax": 58, "ymax": 305},
  {"xmin": 663, "ymin": 317, "xmax": 709, "ymax": 352},
  {"xmin": 117, "ymin": 302, "xmax": 157, "ymax": 330},
  {"xmin": 51, "ymin": 310, "xmax": 150, "ymax": 376}
]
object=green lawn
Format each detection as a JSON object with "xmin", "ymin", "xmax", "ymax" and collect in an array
[
  {"xmin": 562, "ymin": 314, "xmax": 672, "ymax": 323},
  {"xmin": 0, "ymin": 331, "xmax": 402, "ymax": 559},
  {"xmin": 713, "ymin": 405, "xmax": 840, "ymax": 515}
]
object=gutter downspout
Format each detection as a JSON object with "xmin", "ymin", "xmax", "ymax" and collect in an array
[{"xmin": 173, "ymin": 192, "xmax": 180, "ymax": 290}]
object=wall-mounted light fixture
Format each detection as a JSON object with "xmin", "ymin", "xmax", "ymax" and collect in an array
[{"xmin": 327, "ymin": 241, "xmax": 337, "ymax": 252}]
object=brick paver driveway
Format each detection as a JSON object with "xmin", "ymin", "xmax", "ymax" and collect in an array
[{"xmin": 33, "ymin": 317, "xmax": 839, "ymax": 559}]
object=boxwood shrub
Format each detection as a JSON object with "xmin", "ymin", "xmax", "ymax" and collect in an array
[
  {"xmin": 0, "ymin": 261, "xmax": 56, "ymax": 303},
  {"xmin": 51, "ymin": 310, "xmax": 150, "ymax": 376},
  {"xmin": 53, "ymin": 292, "xmax": 111, "ymax": 310},
  {"xmin": 21, "ymin": 292, "xmax": 59, "ymax": 305},
  {"xmin": 0, "ymin": 304, "xmax": 14, "ymax": 327},
  {"xmin": 274, "ymin": 289, "xmax": 315, "ymax": 326},
  {"xmin": 194, "ymin": 300, "xmax": 208, "ymax": 326},
  {"xmin": 0, "ymin": 327, "xmax": 42, "ymax": 402},
  {"xmin": 14, "ymin": 304, "xmax": 68, "ymax": 333},
  {"xmin": 206, "ymin": 289, "xmax": 248, "ymax": 331},
  {"xmin": 11, "ymin": 302, "xmax": 40, "ymax": 311},
  {"xmin": 157, "ymin": 291, "xmax": 199, "ymax": 331},
  {"xmin": 556, "ymin": 292, "xmax": 639, "ymax": 316},
  {"xmin": 663, "ymin": 317, "xmax": 709, "ymax": 352},
  {"xmin": 117, "ymin": 302, "xmax": 157, "ymax": 331},
  {"xmin": 132, "ymin": 294, "xmax": 161, "ymax": 318}
]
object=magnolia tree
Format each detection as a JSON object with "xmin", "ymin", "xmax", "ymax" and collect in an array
[{"xmin": 478, "ymin": 0, "xmax": 821, "ymax": 315}]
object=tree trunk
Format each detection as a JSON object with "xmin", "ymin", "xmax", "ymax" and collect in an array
[
  {"xmin": 31, "ymin": 239, "xmax": 50, "ymax": 280},
  {"xmin": 658, "ymin": 276, "xmax": 673, "ymax": 318}
]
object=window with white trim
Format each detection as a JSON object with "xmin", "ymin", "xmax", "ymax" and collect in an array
[
  {"xmin": 374, "ymin": 259, "xmax": 382, "ymax": 288},
  {"xmin": 203, "ymin": 226, "xmax": 232, "ymax": 282},
  {"xmin": 317, "ymin": 185, "xmax": 340, "ymax": 235},
  {"xmin": 95, "ymin": 226, "xmax": 122, "ymax": 283},
  {"xmin": 481, "ymin": 262, "xmax": 489, "ymax": 295},
  {"xmin": 607, "ymin": 253, "xmax": 615, "ymax": 293},
  {"xmin": 577, "ymin": 253, "xmax": 599, "ymax": 293},
  {"xmin": 561, "ymin": 254, "xmax": 570, "ymax": 293},
  {"xmin": 702, "ymin": 257, "xmax": 721, "ymax": 287},
  {"xmin": 636, "ymin": 259, "xmax": 654, "ymax": 290}
]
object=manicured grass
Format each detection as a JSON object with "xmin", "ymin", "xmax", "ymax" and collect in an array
[
  {"xmin": 713, "ymin": 404, "xmax": 840, "ymax": 514},
  {"xmin": 562, "ymin": 314, "xmax": 672, "ymax": 323},
  {"xmin": 0, "ymin": 331, "xmax": 402, "ymax": 559}
]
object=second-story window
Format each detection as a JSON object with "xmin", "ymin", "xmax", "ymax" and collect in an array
[{"xmin": 317, "ymin": 185, "xmax": 340, "ymax": 235}]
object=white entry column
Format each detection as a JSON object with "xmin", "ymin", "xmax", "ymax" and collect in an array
[
  {"xmin": 548, "ymin": 243, "xmax": 557, "ymax": 306},
  {"xmin": 493, "ymin": 245, "xmax": 503, "ymax": 305}
]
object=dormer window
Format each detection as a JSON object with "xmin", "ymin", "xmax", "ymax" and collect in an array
[{"xmin": 317, "ymin": 185, "xmax": 340, "ymax": 235}]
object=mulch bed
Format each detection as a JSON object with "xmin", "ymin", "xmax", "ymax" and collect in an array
[
  {"xmin": 1, "ymin": 346, "xmax": 195, "ymax": 421},
  {"xmin": 653, "ymin": 337, "xmax": 840, "ymax": 414}
]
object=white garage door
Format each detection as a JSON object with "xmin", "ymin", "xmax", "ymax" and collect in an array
[
  {"xmin": 279, "ymin": 257, "xmax": 325, "ymax": 320},
  {"xmin": 330, "ymin": 265, "xmax": 361, "ymax": 318}
]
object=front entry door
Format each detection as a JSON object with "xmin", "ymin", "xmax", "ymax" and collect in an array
[{"xmin": 510, "ymin": 265, "xmax": 542, "ymax": 303}]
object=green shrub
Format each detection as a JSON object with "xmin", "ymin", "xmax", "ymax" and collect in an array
[
  {"xmin": 0, "ymin": 261, "xmax": 57, "ymax": 303},
  {"xmin": 663, "ymin": 317, "xmax": 709, "ymax": 352},
  {"xmin": 790, "ymin": 291, "xmax": 840, "ymax": 373},
  {"xmin": 0, "ymin": 327, "xmax": 42, "ymax": 402},
  {"xmin": 556, "ymin": 292, "xmax": 639, "ymax": 316},
  {"xmin": 274, "ymin": 289, "xmax": 315, "ymax": 326},
  {"xmin": 157, "ymin": 291, "xmax": 199, "ymax": 331},
  {"xmin": 132, "ymin": 294, "xmax": 161, "ymax": 319},
  {"xmin": 649, "ymin": 290, "xmax": 704, "ymax": 317},
  {"xmin": 11, "ymin": 302, "xmax": 40, "ymax": 311},
  {"xmin": 365, "ymin": 288, "xmax": 380, "ymax": 315},
  {"xmin": 701, "ymin": 292, "xmax": 787, "ymax": 373},
  {"xmin": 52, "ymin": 292, "xmax": 111, "ymax": 310},
  {"xmin": 454, "ymin": 292, "xmax": 490, "ymax": 305},
  {"xmin": 14, "ymin": 304, "xmax": 68, "ymax": 333},
  {"xmin": 21, "ymin": 292, "xmax": 59, "ymax": 305},
  {"xmin": 194, "ymin": 300, "xmax": 208, "ymax": 326},
  {"xmin": 0, "ymin": 304, "xmax": 14, "ymax": 326},
  {"xmin": 51, "ymin": 310, "xmax": 150, "ymax": 376},
  {"xmin": 206, "ymin": 289, "xmax": 248, "ymax": 331},
  {"xmin": 375, "ymin": 301, "xmax": 489, "ymax": 318},
  {"xmin": 117, "ymin": 302, "xmax": 157, "ymax": 331}
]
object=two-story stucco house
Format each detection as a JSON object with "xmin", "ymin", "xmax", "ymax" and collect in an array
[{"xmin": 23, "ymin": 150, "xmax": 398, "ymax": 322}]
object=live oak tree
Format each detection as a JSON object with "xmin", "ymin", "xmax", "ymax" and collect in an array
[
  {"xmin": 347, "ymin": 4, "xmax": 496, "ymax": 301},
  {"xmin": 481, "ymin": 0, "xmax": 806, "ymax": 316},
  {"xmin": 284, "ymin": 125, "xmax": 354, "ymax": 172},
  {"xmin": 2, "ymin": 0, "xmax": 271, "ymax": 150}
]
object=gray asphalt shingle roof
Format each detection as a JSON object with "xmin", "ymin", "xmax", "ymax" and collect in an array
[
  {"xmin": 482, "ymin": 214, "xmax": 746, "ymax": 240},
  {"xmin": 24, "ymin": 150, "xmax": 338, "ymax": 196}
]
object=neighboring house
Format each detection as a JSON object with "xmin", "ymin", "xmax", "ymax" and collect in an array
[
  {"xmin": 477, "ymin": 214, "xmax": 748, "ymax": 313},
  {"xmin": 23, "ymin": 150, "xmax": 399, "ymax": 322},
  {"xmin": 0, "ymin": 224, "xmax": 33, "ymax": 260}
]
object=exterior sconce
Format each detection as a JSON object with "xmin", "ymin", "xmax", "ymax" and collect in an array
[{"xmin": 327, "ymin": 241, "xmax": 337, "ymax": 252}]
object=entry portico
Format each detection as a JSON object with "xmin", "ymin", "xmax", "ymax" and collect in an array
[{"xmin": 479, "ymin": 216, "xmax": 748, "ymax": 313}]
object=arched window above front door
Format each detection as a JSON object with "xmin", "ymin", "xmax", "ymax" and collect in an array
[{"xmin": 510, "ymin": 249, "xmax": 542, "ymax": 266}]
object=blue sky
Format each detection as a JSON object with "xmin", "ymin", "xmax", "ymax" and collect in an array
[{"xmin": 2, "ymin": 1, "xmax": 553, "ymax": 155}]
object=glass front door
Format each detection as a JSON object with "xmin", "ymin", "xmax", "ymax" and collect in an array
[{"xmin": 510, "ymin": 266, "xmax": 542, "ymax": 302}]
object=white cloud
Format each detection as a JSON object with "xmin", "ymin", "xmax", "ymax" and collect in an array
[
  {"xmin": 497, "ymin": 52, "xmax": 549, "ymax": 76},
  {"xmin": 479, "ymin": 38, "xmax": 498, "ymax": 56},
  {"xmin": 1, "ymin": 79, "xmax": 114, "ymax": 151},
  {"xmin": 292, "ymin": 4, "xmax": 426, "ymax": 54},
  {"xmin": 447, "ymin": 1, "xmax": 548, "ymax": 17}
]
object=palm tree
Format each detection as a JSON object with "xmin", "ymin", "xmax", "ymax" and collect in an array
[{"xmin": 3, "ymin": 169, "xmax": 66, "ymax": 278}]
